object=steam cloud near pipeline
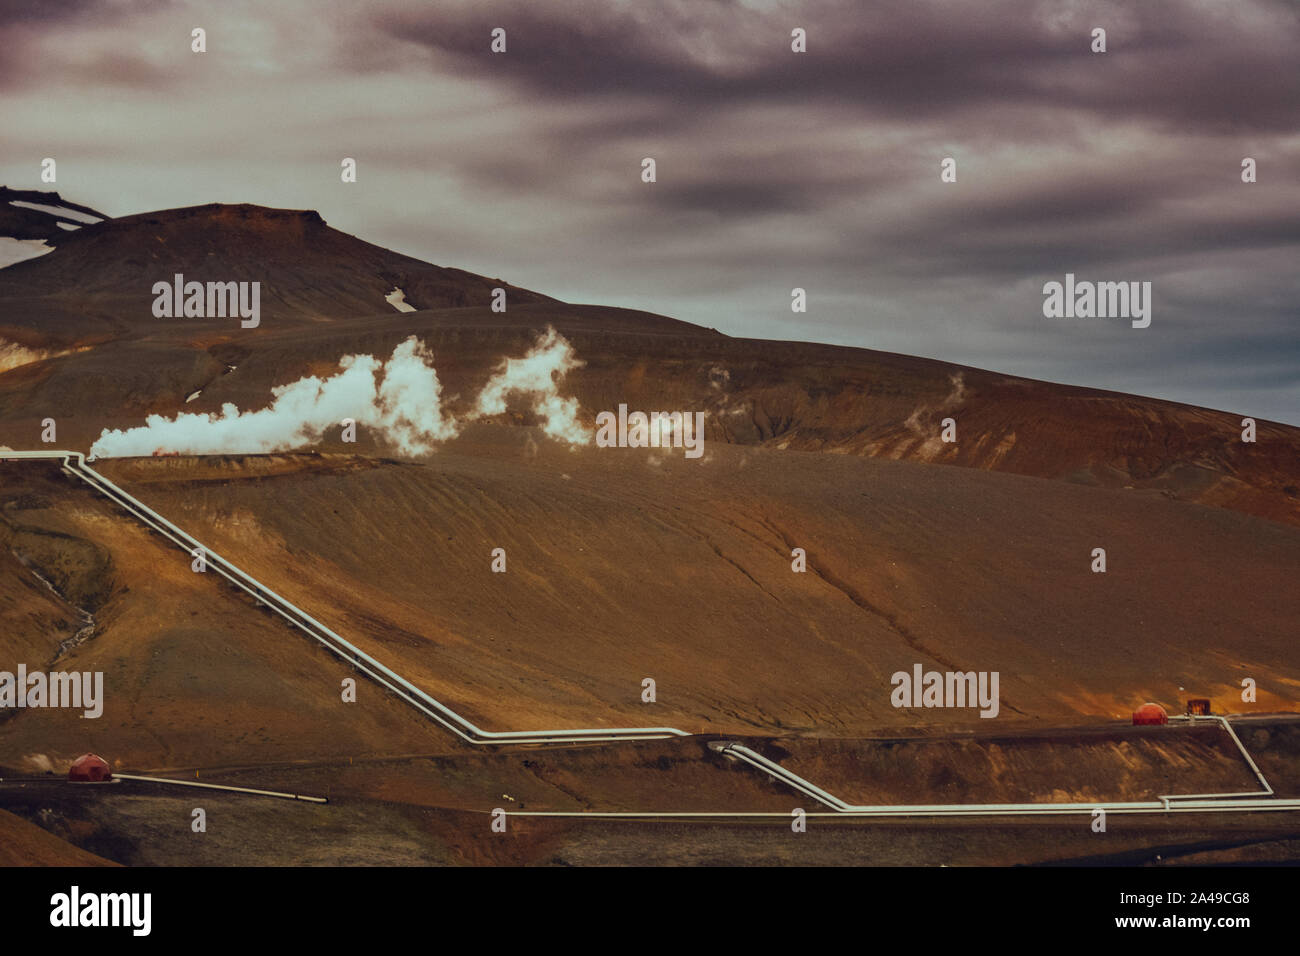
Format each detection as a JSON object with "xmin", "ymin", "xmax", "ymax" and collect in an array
[{"xmin": 89, "ymin": 327, "xmax": 586, "ymax": 458}]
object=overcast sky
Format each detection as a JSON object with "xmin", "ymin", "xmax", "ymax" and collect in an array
[{"xmin": 2, "ymin": 0, "xmax": 1297, "ymax": 423}]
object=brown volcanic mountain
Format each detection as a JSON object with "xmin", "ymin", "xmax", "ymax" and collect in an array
[
  {"xmin": 0, "ymin": 197, "xmax": 554, "ymax": 343},
  {"xmin": 1, "ymin": 197, "xmax": 1298, "ymax": 866},
  {"xmin": 1, "ymin": 196, "xmax": 1296, "ymax": 736},
  {"xmin": 0, "ymin": 200, "xmax": 1296, "ymax": 527}
]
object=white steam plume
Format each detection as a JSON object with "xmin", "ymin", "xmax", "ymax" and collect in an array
[
  {"xmin": 89, "ymin": 328, "xmax": 586, "ymax": 458},
  {"xmin": 91, "ymin": 336, "xmax": 455, "ymax": 458},
  {"xmin": 474, "ymin": 326, "xmax": 587, "ymax": 444}
]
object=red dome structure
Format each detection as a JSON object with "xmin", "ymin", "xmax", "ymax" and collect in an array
[
  {"xmin": 1132, "ymin": 703, "xmax": 1169, "ymax": 726},
  {"xmin": 68, "ymin": 753, "xmax": 112, "ymax": 782}
]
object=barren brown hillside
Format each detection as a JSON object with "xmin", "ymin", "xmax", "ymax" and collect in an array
[
  {"xmin": 82, "ymin": 439, "xmax": 1300, "ymax": 736},
  {"xmin": 2, "ymin": 201, "xmax": 1295, "ymax": 530},
  {"xmin": 0, "ymin": 808, "xmax": 117, "ymax": 867}
]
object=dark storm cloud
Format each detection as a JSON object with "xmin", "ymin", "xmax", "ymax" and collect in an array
[
  {"xmin": 864, "ymin": 202, "xmax": 1300, "ymax": 280},
  {"xmin": 641, "ymin": 177, "xmax": 835, "ymax": 218},
  {"xmin": 0, "ymin": 0, "xmax": 99, "ymax": 26},
  {"xmin": 0, "ymin": 0, "xmax": 169, "ymax": 28},
  {"xmin": 463, "ymin": 146, "xmax": 880, "ymax": 218},
  {"xmin": 372, "ymin": 0, "xmax": 1300, "ymax": 130},
  {"xmin": 0, "ymin": 0, "xmax": 174, "ymax": 88},
  {"xmin": 959, "ymin": 177, "xmax": 1170, "ymax": 232}
]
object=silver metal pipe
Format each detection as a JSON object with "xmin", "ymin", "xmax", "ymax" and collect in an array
[
  {"xmin": 7, "ymin": 451, "xmax": 688, "ymax": 746},
  {"xmin": 506, "ymin": 797, "xmax": 1300, "ymax": 819},
  {"xmin": 113, "ymin": 773, "xmax": 327, "ymax": 803},
  {"xmin": 9, "ymin": 450, "xmax": 1297, "ymax": 822}
]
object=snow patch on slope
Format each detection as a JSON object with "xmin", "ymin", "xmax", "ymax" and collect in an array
[
  {"xmin": 386, "ymin": 287, "xmax": 417, "ymax": 313},
  {"xmin": 0, "ymin": 237, "xmax": 54, "ymax": 268},
  {"xmin": 8, "ymin": 200, "xmax": 103, "ymax": 224}
]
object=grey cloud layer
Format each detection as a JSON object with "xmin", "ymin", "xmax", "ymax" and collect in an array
[
  {"xmin": 373, "ymin": 0, "xmax": 1300, "ymax": 129},
  {"xmin": 0, "ymin": 0, "xmax": 1296, "ymax": 423}
]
